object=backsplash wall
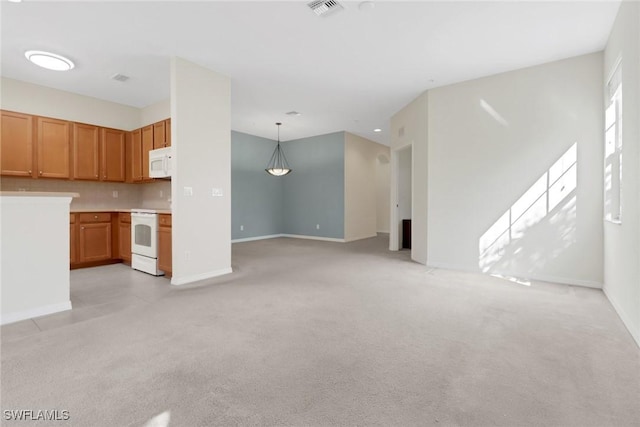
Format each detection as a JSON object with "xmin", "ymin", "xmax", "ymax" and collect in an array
[
  {"xmin": 139, "ymin": 180, "xmax": 172, "ymax": 209},
  {"xmin": 0, "ymin": 177, "xmax": 171, "ymax": 210}
]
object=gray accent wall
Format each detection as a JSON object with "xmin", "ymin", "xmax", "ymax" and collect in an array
[
  {"xmin": 231, "ymin": 131, "xmax": 284, "ymax": 240},
  {"xmin": 282, "ymin": 132, "xmax": 345, "ymax": 239},
  {"xmin": 231, "ymin": 130, "xmax": 345, "ymax": 241}
]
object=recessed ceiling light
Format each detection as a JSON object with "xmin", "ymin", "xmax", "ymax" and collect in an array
[
  {"xmin": 286, "ymin": 111, "xmax": 302, "ymax": 116},
  {"xmin": 8, "ymin": 0, "xmax": 23, "ymax": 3},
  {"xmin": 25, "ymin": 50, "xmax": 75, "ymax": 71},
  {"xmin": 359, "ymin": 1, "xmax": 375, "ymax": 11},
  {"xmin": 373, "ymin": 128, "xmax": 382, "ymax": 132}
]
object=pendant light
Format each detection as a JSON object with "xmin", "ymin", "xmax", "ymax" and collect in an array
[{"xmin": 265, "ymin": 122, "xmax": 292, "ymax": 176}]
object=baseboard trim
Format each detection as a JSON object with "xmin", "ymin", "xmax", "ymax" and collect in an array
[
  {"xmin": 603, "ymin": 287, "xmax": 640, "ymax": 348},
  {"xmin": 1, "ymin": 301, "xmax": 72, "ymax": 325},
  {"xmin": 427, "ymin": 262, "xmax": 603, "ymax": 289},
  {"xmin": 232, "ymin": 234, "xmax": 283, "ymax": 243},
  {"xmin": 231, "ymin": 233, "xmax": 348, "ymax": 244},
  {"xmin": 171, "ymin": 267, "xmax": 233, "ymax": 286},
  {"xmin": 281, "ymin": 234, "xmax": 345, "ymax": 243},
  {"xmin": 344, "ymin": 233, "xmax": 378, "ymax": 243}
]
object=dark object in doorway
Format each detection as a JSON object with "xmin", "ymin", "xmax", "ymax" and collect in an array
[{"xmin": 402, "ymin": 219, "xmax": 411, "ymax": 249}]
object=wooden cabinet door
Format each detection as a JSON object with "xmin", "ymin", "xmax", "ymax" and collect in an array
[
  {"xmin": 101, "ymin": 128, "xmax": 125, "ymax": 182},
  {"xmin": 70, "ymin": 214, "xmax": 77, "ymax": 265},
  {"xmin": 79, "ymin": 222, "xmax": 112, "ymax": 262},
  {"xmin": 158, "ymin": 226, "xmax": 172, "ymax": 273},
  {"xmin": 37, "ymin": 117, "xmax": 70, "ymax": 179},
  {"xmin": 119, "ymin": 222, "xmax": 131, "ymax": 262},
  {"xmin": 0, "ymin": 111, "xmax": 34, "ymax": 177},
  {"xmin": 141, "ymin": 125, "xmax": 153, "ymax": 180},
  {"xmin": 73, "ymin": 123, "xmax": 100, "ymax": 180},
  {"xmin": 131, "ymin": 129, "xmax": 142, "ymax": 182},
  {"xmin": 153, "ymin": 121, "xmax": 166, "ymax": 149},
  {"xmin": 165, "ymin": 119, "xmax": 171, "ymax": 147}
]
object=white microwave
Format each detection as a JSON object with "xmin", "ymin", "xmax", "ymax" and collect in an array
[{"xmin": 149, "ymin": 147, "xmax": 172, "ymax": 178}]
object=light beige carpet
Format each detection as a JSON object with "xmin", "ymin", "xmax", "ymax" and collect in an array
[{"xmin": 1, "ymin": 236, "xmax": 639, "ymax": 426}]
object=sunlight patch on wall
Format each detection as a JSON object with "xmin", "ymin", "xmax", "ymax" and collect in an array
[
  {"xmin": 480, "ymin": 99, "xmax": 509, "ymax": 127},
  {"xmin": 479, "ymin": 143, "xmax": 578, "ymax": 273}
]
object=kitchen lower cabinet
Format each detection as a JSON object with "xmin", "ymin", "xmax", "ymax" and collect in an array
[
  {"xmin": 118, "ymin": 212, "xmax": 131, "ymax": 263},
  {"xmin": 158, "ymin": 214, "xmax": 172, "ymax": 275},
  {"xmin": 76, "ymin": 213, "xmax": 112, "ymax": 264},
  {"xmin": 70, "ymin": 214, "xmax": 77, "ymax": 264}
]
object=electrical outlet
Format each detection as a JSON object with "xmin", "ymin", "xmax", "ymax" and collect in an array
[
  {"xmin": 316, "ymin": 224, "xmax": 320, "ymax": 230},
  {"xmin": 240, "ymin": 225, "xmax": 244, "ymax": 231},
  {"xmin": 212, "ymin": 188, "xmax": 223, "ymax": 197},
  {"xmin": 185, "ymin": 250, "xmax": 191, "ymax": 260},
  {"xmin": 183, "ymin": 187, "xmax": 193, "ymax": 196},
  {"xmin": 112, "ymin": 190, "xmax": 118, "ymax": 198}
]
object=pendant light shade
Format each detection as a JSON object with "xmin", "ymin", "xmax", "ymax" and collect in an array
[{"xmin": 266, "ymin": 122, "xmax": 292, "ymax": 176}]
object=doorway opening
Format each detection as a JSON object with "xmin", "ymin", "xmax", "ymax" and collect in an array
[{"xmin": 390, "ymin": 144, "xmax": 412, "ymax": 251}]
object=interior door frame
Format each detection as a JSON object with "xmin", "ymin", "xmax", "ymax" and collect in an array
[{"xmin": 390, "ymin": 143, "xmax": 413, "ymax": 251}]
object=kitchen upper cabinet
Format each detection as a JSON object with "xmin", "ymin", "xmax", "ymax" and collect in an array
[
  {"xmin": 0, "ymin": 111, "xmax": 34, "ymax": 177},
  {"xmin": 141, "ymin": 125, "xmax": 153, "ymax": 180},
  {"xmin": 72, "ymin": 123, "xmax": 100, "ymax": 180},
  {"xmin": 101, "ymin": 128, "xmax": 125, "ymax": 182},
  {"xmin": 165, "ymin": 119, "xmax": 171, "ymax": 147},
  {"xmin": 131, "ymin": 129, "xmax": 143, "ymax": 182},
  {"xmin": 153, "ymin": 119, "xmax": 171, "ymax": 148},
  {"xmin": 37, "ymin": 116, "xmax": 70, "ymax": 179},
  {"xmin": 153, "ymin": 120, "xmax": 166, "ymax": 149}
]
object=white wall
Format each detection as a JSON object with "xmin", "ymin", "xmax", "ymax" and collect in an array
[
  {"xmin": 603, "ymin": 1, "xmax": 640, "ymax": 346},
  {"xmin": 390, "ymin": 93, "xmax": 428, "ymax": 263},
  {"xmin": 1, "ymin": 194, "xmax": 73, "ymax": 324},
  {"xmin": 140, "ymin": 99, "xmax": 170, "ymax": 127},
  {"xmin": 0, "ymin": 77, "xmax": 140, "ymax": 130},
  {"xmin": 170, "ymin": 57, "xmax": 231, "ymax": 285},
  {"xmin": 344, "ymin": 132, "xmax": 390, "ymax": 242},
  {"xmin": 376, "ymin": 153, "xmax": 390, "ymax": 233},
  {"xmin": 427, "ymin": 53, "xmax": 604, "ymax": 287}
]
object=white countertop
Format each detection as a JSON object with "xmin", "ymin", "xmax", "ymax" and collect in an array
[
  {"xmin": 0, "ymin": 191, "xmax": 80, "ymax": 198},
  {"xmin": 71, "ymin": 208, "xmax": 171, "ymax": 214}
]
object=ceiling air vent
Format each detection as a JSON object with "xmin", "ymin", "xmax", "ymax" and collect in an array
[
  {"xmin": 308, "ymin": 0, "xmax": 343, "ymax": 17},
  {"xmin": 111, "ymin": 73, "xmax": 130, "ymax": 82}
]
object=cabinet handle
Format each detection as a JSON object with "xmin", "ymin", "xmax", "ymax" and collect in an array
[
  {"xmin": 81, "ymin": 227, "xmax": 85, "ymax": 230},
  {"xmin": 28, "ymin": 170, "xmax": 32, "ymax": 174},
  {"xmin": 94, "ymin": 215, "xmax": 98, "ymax": 219},
  {"xmin": 39, "ymin": 171, "xmax": 42, "ymax": 175}
]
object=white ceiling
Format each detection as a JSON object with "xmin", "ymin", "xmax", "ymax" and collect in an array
[{"xmin": 1, "ymin": 1, "xmax": 620, "ymax": 145}]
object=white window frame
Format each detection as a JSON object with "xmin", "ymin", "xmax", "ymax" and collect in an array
[{"xmin": 604, "ymin": 59, "xmax": 622, "ymax": 224}]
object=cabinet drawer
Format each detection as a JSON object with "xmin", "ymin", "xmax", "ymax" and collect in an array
[
  {"xmin": 79, "ymin": 212, "xmax": 111, "ymax": 223},
  {"xmin": 158, "ymin": 214, "xmax": 172, "ymax": 227},
  {"xmin": 119, "ymin": 212, "xmax": 131, "ymax": 223},
  {"xmin": 70, "ymin": 213, "xmax": 76, "ymax": 224}
]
